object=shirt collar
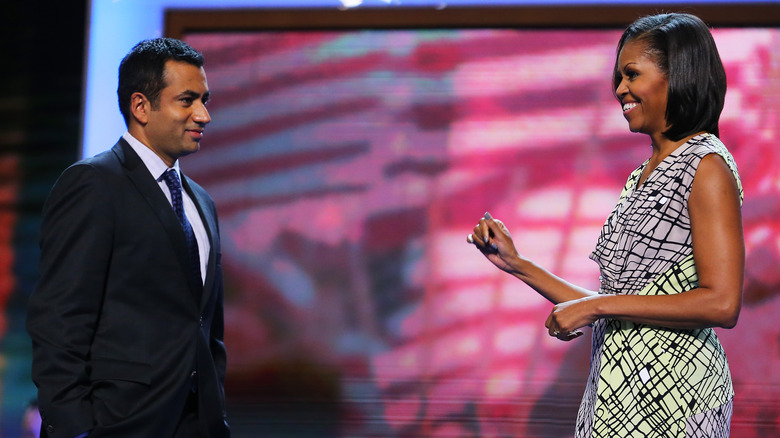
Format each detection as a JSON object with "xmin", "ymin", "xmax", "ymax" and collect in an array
[{"xmin": 122, "ymin": 131, "xmax": 181, "ymax": 181}]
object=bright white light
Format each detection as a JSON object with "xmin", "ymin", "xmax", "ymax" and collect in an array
[{"xmin": 340, "ymin": 0, "xmax": 363, "ymax": 7}]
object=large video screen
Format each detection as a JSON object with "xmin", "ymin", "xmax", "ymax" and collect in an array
[{"xmin": 181, "ymin": 26, "xmax": 780, "ymax": 436}]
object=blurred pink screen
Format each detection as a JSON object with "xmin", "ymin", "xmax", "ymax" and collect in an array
[{"xmin": 184, "ymin": 28, "xmax": 780, "ymax": 436}]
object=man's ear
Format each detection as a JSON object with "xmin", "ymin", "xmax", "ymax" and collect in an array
[{"xmin": 129, "ymin": 92, "xmax": 150, "ymax": 125}]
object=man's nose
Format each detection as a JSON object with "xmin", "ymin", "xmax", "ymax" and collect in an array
[{"xmin": 194, "ymin": 103, "xmax": 211, "ymax": 125}]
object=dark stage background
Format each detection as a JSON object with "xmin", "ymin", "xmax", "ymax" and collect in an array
[
  {"xmin": 2, "ymin": 3, "xmax": 780, "ymax": 437},
  {"xmin": 1, "ymin": 2, "xmax": 86, "ymax": 436}
]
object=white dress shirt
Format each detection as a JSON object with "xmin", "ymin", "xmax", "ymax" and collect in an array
[{"xmin": 122, "ymin": 132, "xmax": 210, "ymax": 283}]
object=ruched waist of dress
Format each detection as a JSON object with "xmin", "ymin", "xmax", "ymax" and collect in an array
[{"xmin": 598, "ymin": 275, "xmax": 623, "ymax": 295}]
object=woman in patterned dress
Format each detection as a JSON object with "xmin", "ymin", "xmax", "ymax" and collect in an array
[{"xmin": 468, "ymin": 13, "xmax": 743, "ymax": 438}]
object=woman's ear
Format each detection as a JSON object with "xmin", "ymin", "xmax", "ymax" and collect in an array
[{"xmin": 129, "ymin": 92, "xmax": 150, "ymax": 125}]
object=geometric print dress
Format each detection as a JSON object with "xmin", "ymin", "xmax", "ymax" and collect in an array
[{"xmin": 576, "ymin": 133, "xmax": 743, "ymax": 438}]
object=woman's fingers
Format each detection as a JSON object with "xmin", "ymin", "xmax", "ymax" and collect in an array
[
  {"xmin": 469, "ymin": 223, "xmax": 485, "ymax": 247},
  {"xmin": 546, "ymin": 307, "xmax": 585, "ymax": 341},
  {"xmin": 479, "ymin": 218, "xmax": 490, "ymax": 244},
  {"xmin": 558, "ymin": 330, "xmax": 584, "ymax": 341},
  {"xmin": 468, "ymin": 214, "xmax": 494, "ymax": 248}
]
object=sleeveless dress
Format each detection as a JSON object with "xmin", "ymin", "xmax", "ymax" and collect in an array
[{"xmin": 576, "ymin": 134, "xmax": 743, "ymax": 438}]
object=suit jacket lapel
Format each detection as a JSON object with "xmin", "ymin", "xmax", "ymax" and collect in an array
[
  {"xmin": 181, "ymin": 174, "xmax": 218, "ymax": 310},
  {"xmin": 112, "ymin": 139, "xmax": 203, "ymax": 299}
]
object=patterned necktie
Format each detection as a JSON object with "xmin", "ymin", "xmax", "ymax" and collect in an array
[{"xmin": 162, "ymin": 169, "xmax": 201, "ymax": 279}]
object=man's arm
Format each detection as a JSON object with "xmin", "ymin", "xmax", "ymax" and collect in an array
[
  {"xmin": 210, "ymin": 212, "xmax": 227, "ymax": 402},
  {"xmin": 27, "ymin": 164, "xmax": 113, "ymax": 437}
]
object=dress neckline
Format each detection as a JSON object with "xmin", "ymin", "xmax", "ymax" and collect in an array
[{"xmin": 631, "ymin": 133, "xmax": 709, "ymax": 193}]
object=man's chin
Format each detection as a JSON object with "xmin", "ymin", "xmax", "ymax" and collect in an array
[{"xmin": 182, "ymin": 143, "xmax": 201, "ymax": 156}]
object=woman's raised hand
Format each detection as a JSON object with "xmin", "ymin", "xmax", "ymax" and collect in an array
[{"xmin": 467, "ymin": 212, "xmax": 521, "ymax": 273}]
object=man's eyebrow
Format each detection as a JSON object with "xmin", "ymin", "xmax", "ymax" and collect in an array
[
  {"xmin": 178, "ymin": 89, "xmax": 211, "ymax": 98},
  {"xmin": 177, "ymin": 90, "xmax": 201, "ymax": 98}
]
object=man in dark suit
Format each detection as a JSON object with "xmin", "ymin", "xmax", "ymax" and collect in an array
[{"xmin": 26, "ymin": 38, "xmax": 229, "ymax": 438}]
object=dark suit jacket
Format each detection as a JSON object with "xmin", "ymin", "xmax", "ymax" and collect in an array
[{"xmin": 26, "ymin": 139, "xmax": 229, "ymax": 438}]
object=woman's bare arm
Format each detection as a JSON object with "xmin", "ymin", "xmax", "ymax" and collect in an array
[{"xmin": 546, "ymin": 153, "xmax": 744, "ymax": 335}]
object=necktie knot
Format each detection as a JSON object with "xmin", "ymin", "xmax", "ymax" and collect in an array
[{"xmin": 163, "ymin": 168, "xmax": 182, "ymax": 192}]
